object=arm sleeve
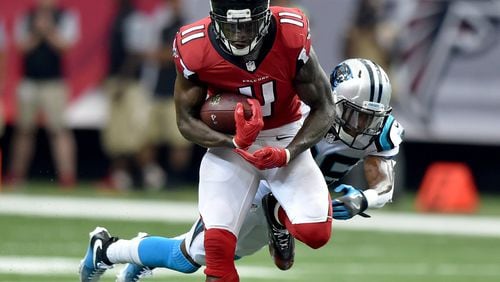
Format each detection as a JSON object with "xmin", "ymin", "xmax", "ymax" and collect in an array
[{"xmin": 363, "ymin": 158, "xmax": 396, "ymax": 209}]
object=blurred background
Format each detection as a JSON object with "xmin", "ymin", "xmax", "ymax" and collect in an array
[
  {"xmin": 1, "ymin": 0, "xmax": 499, "ymax": 197},
  {"xmin": 0, "ymin": 0, "xmax": 499, "ymax": 281},
  {"xmin": 1, "ymin": 0, "xmax": 500, "ymax": 196}
]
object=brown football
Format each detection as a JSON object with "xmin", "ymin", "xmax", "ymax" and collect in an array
[{"xmin": 200, "ymin": 93, "xmax": 253, "ymax": 134}]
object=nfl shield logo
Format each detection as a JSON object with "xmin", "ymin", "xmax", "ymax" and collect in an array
[{"xmin": 246, "ymin": 60, "xmax": 256, "ymax": 71}]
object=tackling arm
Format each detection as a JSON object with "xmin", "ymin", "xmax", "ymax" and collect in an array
[
  {"xmin": 332, "ymin": 156, "xmax": 396, "ymax": 220},
  {"xmin": 174, "ymin": 70, "xmax": 235, "ymax": 148},
  {"xmin": 288, "ymin": 47, "xmax": 335, "ymax": 160},
  {"xmin": 362, "ymin": 155, "xmax": 396, "ymax": 208}
]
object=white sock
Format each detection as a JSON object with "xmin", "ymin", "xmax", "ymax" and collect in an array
[{"xmin": 106, "ymin": 237, "xmax": 143, "ymax": 265}]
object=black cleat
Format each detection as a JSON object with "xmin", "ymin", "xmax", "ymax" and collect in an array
[{"xmin": 262, "ymin": 193, "xmax": 295, "ymax": 270}]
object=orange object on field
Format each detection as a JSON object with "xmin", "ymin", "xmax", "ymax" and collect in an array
[{"xmin": 416, "ymin": 162, "xmax": 478, "ymax": 213}]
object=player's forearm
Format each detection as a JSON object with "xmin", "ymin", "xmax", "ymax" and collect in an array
[
  {"xmin": 289, "ymin": 48, "xmax": 335, "ymax": 160},
  {"xmin": 177, "ymin": 115, "xmax": 234, "ymax": 149},
  {"xmin": 363, "ymin": 157, "xmax": 396, "ymax": 208},
  {"xmin": 174, "ymin": 72, "xmax": 235, "ymax": 148},
  {"xmin": 286, "ymin": 106, "xmax": 331, "ymax": 160}
]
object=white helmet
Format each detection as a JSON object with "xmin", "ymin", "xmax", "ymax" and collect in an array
[{"xmin": 329, "ymin": 58, "xmax": 392, "ymax": 149}]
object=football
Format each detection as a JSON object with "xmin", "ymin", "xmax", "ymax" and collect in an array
[{"xmin": 200, "ymin": 93, "xmax": 253, "ymax": 134}]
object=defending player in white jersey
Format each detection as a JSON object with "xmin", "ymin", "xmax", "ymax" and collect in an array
[{"xmin": 79, "ymin": 58, "xmax": 404, "ymax": 282}]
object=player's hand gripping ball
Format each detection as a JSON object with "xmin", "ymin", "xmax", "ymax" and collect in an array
[{"xmin": 200, "ymin": 93, "xmax": 253, "ymax": 134}]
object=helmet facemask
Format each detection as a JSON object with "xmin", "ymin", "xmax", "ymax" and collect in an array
[
  {"xmin": 210, "ymin": 0, "xmax": 271, "ymax": 56},
  {"xmin": 332, "ymin": 97, "xmax": 391, "ymax": 150}
]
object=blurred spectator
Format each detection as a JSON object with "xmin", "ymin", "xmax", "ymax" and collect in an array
[
  {"xmin": 343, "ymin": 0, "xmax": 391, "ymax": 69},
  {"xmin": 6, "ymin": 0, "xmax": 79, "ymax": 188},
  {"xmin": 141, "ymin": 0, "xmax": 193, "ymax": 188},
  {"xmin": 100, "ymin": 0, "xmax": 155, "ymax": 190},
  {"xmin": 0, "ymin": 19, "xmax": 6, "ymax": 138}
]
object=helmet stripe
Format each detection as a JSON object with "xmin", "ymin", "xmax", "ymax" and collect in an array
[
  {"xmin": 373, "ymin": 62, "xmax": 383, "ymax": 103},
  {"xmin": 360, "ymin": 59, "xmax": 375, "ymax": 102}
]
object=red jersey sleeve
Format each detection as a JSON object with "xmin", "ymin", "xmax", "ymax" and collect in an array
[
  {"xmin": 271, "ymin": 6, "xmax": 311, "ymax": 73},
  {"xmin": 173, "ymin": 17, "xmax": 214, "ymax": 81}
]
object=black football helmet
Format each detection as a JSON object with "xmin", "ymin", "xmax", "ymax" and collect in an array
[{"xmin": 210, "ymin": 0, "xmax": 271, "ymax": 56}]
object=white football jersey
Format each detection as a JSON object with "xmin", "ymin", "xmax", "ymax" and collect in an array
[{"xmin": 313, "ymin": 114, "xmax": 404, "ymax": 186}]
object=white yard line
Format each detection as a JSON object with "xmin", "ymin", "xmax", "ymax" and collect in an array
[
  {"xmin": 296, "ymin": 262, "xmax": 500, "ymax": 277},
  {"xmin": 1, "ymin": 194, "xmax": 500, "ymax": 237},
  {"xmin": 0, "ymin": 194, "xmax": 198, "ymax": 222},
  {"xmin": 0, "ymin": 256, "xmax": 293, "ymax": 279},
  {"xmin": 1, "ymin": 256, "xmax": 500, "ymax": 278},
  {"xmin": 334, "ymin": 211, "xmax": 500, "ymax": 237}
]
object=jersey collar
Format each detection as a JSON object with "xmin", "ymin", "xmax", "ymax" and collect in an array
[{"xmin": 208, "ymin": 16, "xmax": 277, "ymax": 73}]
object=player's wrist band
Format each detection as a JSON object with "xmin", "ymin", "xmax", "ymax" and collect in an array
[
  {"xmin": 363, "ymin": 189, "xmax": 379, "ymax": 209},
  {"xmin": 284, "ymin": 149, "xmax": 291, "ymax": 164},
  {"xmin": 232, "ymin": 138, "xmax": 243, "ymax": 149}
]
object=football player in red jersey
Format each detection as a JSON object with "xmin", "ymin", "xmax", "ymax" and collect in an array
[
  {"xmin": 173, "ymin": 0, "xmax": 334, "ymax": 281},
  {"xmin": 78, "ymin": 1, "xmax": 333, "ymax": 281}
]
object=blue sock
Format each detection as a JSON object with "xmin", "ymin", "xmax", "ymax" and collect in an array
[{"xmin": 138, "ymin": 237, "xmax": 199, "ymax": 273}]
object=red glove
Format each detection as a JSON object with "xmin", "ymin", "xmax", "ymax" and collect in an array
[
  {"xmin": 233, "ymin": 99, "xmax": 264, "ymax": 149},
  {"xmin": 235, "ymin": 147, "xmax": 290, "ymax": 170}
]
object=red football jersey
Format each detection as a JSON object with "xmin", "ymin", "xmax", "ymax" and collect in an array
[{"xmin": 173, "ymin": 6, "xmax": 311, "ymax": 130}]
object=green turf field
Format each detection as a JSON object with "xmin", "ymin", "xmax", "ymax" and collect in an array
[
  {"xmin": 1, "ymin": 183, "xmax": 500, "ymax": 282},
  {"xmin": 2, "ymin": 214, "xmax": 500, "ymax": 282}
]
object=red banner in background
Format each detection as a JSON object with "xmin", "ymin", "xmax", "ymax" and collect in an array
[{"xmin": 0, "ymin": 0, "xmax": 162, "ymax": 123}]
